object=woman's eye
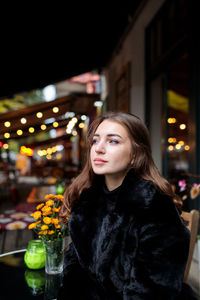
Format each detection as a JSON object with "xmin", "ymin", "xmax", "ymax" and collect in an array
[
  {"xmin": 92, "ymin": 139, "xmax": 98, "ymax": 144},
  {"xmin": 109, "ymin": 140, "xmax": 119, "ymax": 144}
]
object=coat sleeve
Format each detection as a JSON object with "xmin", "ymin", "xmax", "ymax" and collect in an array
[{"xmin": 123, "ymin": 197, "xmax": 190, "ymax": 300}]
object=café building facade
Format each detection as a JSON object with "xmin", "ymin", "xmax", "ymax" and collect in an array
[{"xmin": 103, "ymin": 0, "xmax": 199, "ymax": 214}]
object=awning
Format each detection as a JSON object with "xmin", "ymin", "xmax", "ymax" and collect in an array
[{"xmin": 0, "ymin": 93, "xmax": 99, "ymax": 142}]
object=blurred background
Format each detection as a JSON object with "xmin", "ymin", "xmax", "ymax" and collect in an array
[{"xmin": 0, "ymin": 0, "xmax": 199, "ymax": 294}]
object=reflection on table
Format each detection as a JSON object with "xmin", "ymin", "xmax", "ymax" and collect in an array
[{"xmin": 0, "ymin": 249, "xmax": 63, "ymax": 300}]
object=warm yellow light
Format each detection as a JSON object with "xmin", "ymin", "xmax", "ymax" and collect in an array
[
  {"xmin": 37, "ymin": 150, "xmax": 43, "ymax": 156},
  {"xmin": 41, "ymin": 124, "xmax": 47, "ymax": 130},
  {"xmin": 42, "ymin": 150, "xmax": 47, "ymax": 156},
  {"xmin": 20, "ymin": 146, "xmax": 33, "ymax": 156},
  {"xmin": 36, "ymin": 112, "xmax": 43, "ymax": 118},
  {"xmin": 168, "ymin": 137, "xmax": 173, "ymax": 143},
  {"xmin": 72, "ymin": 117, "xmax": 78, "ymax": 123},
  {"xmin": 29, "ymin": 127, "xmax": 35, "ymax": 133},
  {"xmin": 180, "ymin": 124, "xmax": 186, "ymax": 130},
  {"xmin": 67, "ymin": 122, "xmax": 74, "ymax": 130},
  {"xmin": 56, "ymin": 153, "xmax": 62, "ymax": 160},
  {"xmin": 4, "ymin": 133, "xmax": 10, "ymax": 138},
  {"xmin": 52, "ymin": 146, "xmax": 57, "ymax": 153},
  {"xmin": 17, "ymin": 129, "xmax": 23, "ymax": 135},
  {"xmin": 52, "ymin": 107, "xmax": 59, "ymax": 113},
  {"xmin": 168, "ymin": 145, "xmax": 174, "ymax": 151},
  {"xmin": 3, "ymin": 143, "xmax": 8, "ymax": 149},
  {"xmin": 53, "ymin": 122, "xmax": 59, "ymax": 128},
  {"xmin": 184, "ymin": 145, "xmax": 190, "ymax": 151},
  {"xmin": 47, "ymin": 148, "xmax": 52, "ymax": 154},
  {"xmin": 175, "ymin": 144, "xmax": 181, "ymax": 149},
  {"xmin": 79, "ymin": 122, "xmax": 85, "ymax": 128},
  {"xmin": 178, "ymin": 141, "xmax": 184, "ymax": 146},
  {"xmin": 72, "ymin": 130, "xmax": 77, "ymax": 136},
  {"xmin": 66, "ymin": 128, "xmax": 71, "ymax": 134},
  {"xmin": 46, "ymin": 154, "xmax": 52, "ymax": 160},
  {"xmin": 167, "ymin": 118, "xmax": 176, "ymax": 124},
  {"xmin": 20, "ymin": 117, "xmax": 27, "ymax": 124},
  {"xmin": 4, "ymin": 121, "xmax": 11, "ymax": 127}
]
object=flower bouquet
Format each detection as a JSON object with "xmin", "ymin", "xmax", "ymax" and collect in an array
[{"xmin": 28, "ymin": 194, "xmax": 69, "ymax": 274}]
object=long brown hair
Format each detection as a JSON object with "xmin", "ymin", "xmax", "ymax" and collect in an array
[{"xmin": 60, "ymin": 112, "xmax": 182, "ymax": 223}]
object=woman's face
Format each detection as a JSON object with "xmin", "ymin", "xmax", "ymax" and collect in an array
[{"xmin": 90, "ymin": 120, "xmax": 132, "ymax": 178}]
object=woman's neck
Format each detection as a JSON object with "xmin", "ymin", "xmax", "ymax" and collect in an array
[{"xmin": 105, "ymin": 172, "xmax": 127, "ymax": 191}]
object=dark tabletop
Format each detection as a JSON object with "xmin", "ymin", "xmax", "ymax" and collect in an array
[{"xmin": 0, "ymin": 249, "xmax": 63, "ymax": 300}]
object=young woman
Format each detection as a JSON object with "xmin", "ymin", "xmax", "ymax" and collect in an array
[{"xmin": 59, "ymin": 112, "xmax": 190, "ymax": 300}]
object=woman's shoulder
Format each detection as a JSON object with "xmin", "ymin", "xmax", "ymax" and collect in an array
[{"xmin": 120, "ymin": 175, "xmax": 179, "ymax": 217}]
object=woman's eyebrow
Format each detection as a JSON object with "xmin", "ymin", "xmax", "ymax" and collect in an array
[{"xmin": 93, "ymin": 133, "xmax": 123, "ymax": 139}]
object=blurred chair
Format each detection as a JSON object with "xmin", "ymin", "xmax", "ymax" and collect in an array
[{"xmin": 181, "ymin": 209, "xmax": 199, "ymax": 282}]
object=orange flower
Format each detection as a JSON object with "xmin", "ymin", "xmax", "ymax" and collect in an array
[
  {"xmin": 42, "ymin": 211, "xmax": 53, "ymax": 216},
  {"xmin": 28, "ymin": 193, "xmax": 68, "ymax": 241},
  {"xmin": 55, "ymin": 224, "xmax": 61, "ymax": 229},
  {"xmin": 48, "ymin": 230, "xmax": 55, "ymax": 235},
  {"xmin": 46, "ymin": 200, "xmax": 54, "ymax": 206},
  {"xmin": 42, "ymin": 206, "xmax": 51, "ymax": 213},
  {"xmin": 36, "ymin": 203, "xmax": 44, "ymax": 210},
  {"xmin": 30, "ymin": 211, "xmax": 41, "ymax": 220},
  {"xmin": 38, "ymin": 230, "xmax": 48, "ymax": 235},
  {"xmin": 41, "ymin": 224, "xmax": 48, "ymax": 230},
  {"xmin": 52, "ymin": 207, "xmax": 61, "ymax": 212},
  {"xmin": 51, "ymin": 218, "xmax": 59, "ymax": 225},
  {"xmin": 28, "ymin": 222, "xmax": 38, "ymax": 229},
  {"xmin": 55, "ymin": 195, "xmax": 64, "ymax": 201},
  {"xmin": 45, "ymin": 194, "xmax": 55, "ymax": 200},
  {"xmin": 43, "ymin": 217, "xmax": 51, "ymax": 224}
]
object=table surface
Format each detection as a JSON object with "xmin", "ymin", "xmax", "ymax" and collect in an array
[{"xmin": 0, "ymin": 249, "xmax": 63, "ymax": 300}]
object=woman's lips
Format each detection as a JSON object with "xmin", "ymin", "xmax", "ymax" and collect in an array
[{"xmin": 94, "ymin": 158, "xmax": 108, "ymax": 165}]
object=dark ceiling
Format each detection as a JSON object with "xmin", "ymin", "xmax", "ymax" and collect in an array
[{"xmin": 0, "ymin": 2, "xmax": 142, "ymax": 98}]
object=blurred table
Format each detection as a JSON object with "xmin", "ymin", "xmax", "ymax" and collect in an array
[
  {"xmin": 0, "ymin": 205, "xmax": 36, "ymax": 253},
  {"xmin": 0, "ymin": 249, "xmax": 63, "ymax": 300}
]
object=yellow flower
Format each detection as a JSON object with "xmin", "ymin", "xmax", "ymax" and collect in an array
[
  {"xmin": 55, "ymin": 224, "xmax": 61, "ymax": 229},
  {"xmin": 52, "ymin": 206, "xmax": 61, "ymax": 212},
  {"xmin": 46, "ymin": 200, "xmax": 54, "ymax": 206},
  {"xmin": 56, "ymin": 195, "xmax": 64, "ymax": 201},
  {"xmin": 45, "ymin": 194, "xmax": 55, "ymax": 200},
  {"xmin": 48, "ymin": 230, "xmax": 55, "ymax": 235},
  {"xmin": 51, "ymin": 218, "xmax": 59, "ymax": 225},
  {"xmin": 41, "ymin": 225, "xmax": 48, "ymax": 230},
  {"xmin": 43, "ymin": 217, "xmax": 51, "ymax": 224},
  {"xmin": 30, "ymin": 211, "xmax": 41, "ymax": 220},
  {"xmin": 38, "ymin": 230, "xmax": 48, "ymax": 235},
  {"xmin": 36, "ymin": 203, "xmax": 44, "ymax": 210},
  {"xmin": 42, "ymin": 205, "xmax": 51, "ymax": 212},
  {"xmin": 42, "ymin": 211, "xmax": 53, "ymax": 216},
  {"xmin": 28, "ymin": 222, "xmax": 38, "ymax": 229}
]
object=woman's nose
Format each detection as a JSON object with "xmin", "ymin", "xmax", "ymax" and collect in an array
[{"xmin": 95, "ymin": 141, "xmax": 105, "ymax": 153}]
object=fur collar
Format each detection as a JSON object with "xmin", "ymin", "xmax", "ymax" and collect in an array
[{"xmin": 74, "ymin": 169, "xmax": 168, "ymax": 215}]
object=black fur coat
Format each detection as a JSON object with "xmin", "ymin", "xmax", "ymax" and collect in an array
[{"xmin": 58, "ymin": 170, "xmax": 190, "ymax": 300}]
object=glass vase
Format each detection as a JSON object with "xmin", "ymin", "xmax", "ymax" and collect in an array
[{"xmin": 44, "ymin": 238, "xmax": 65, "ymax": 274}]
